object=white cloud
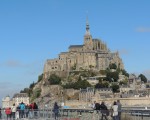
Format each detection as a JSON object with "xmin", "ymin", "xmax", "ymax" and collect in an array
[
  {"xmin": 136, "ymin": 27, "xmax": 150, "ymax": 32},
  {"xmin": 119, "ymin": 49, "xmax": 129, "ymax": 55},
  {"xmin": 5, "ymin": 60, "xmax": 21, "ymax": 67}
]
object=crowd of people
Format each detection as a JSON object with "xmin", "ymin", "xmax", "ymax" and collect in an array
[
  {"xmin": 92, "ymin": 100, "xmax": 122, "ymax": 120},
  {"xmin": 4, "ymin": 102, "xmax": 38, "ymax": 120},
  {"xmin": 1, "ymin": 100, "xmax": 122, "ymax": 120}
]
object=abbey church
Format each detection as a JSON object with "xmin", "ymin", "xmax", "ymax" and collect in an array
[{"xmin": 43, "ymin": 19, "xmax": 124, "ymax": 78}]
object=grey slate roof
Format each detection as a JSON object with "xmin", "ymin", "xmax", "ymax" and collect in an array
[
  {"xmin": 13, "ymin": 93, "xmax": 28, "ymax": 98},
  {"xmin": 69, "ymin": 45, "xmax": 83, "ymax": 49}
]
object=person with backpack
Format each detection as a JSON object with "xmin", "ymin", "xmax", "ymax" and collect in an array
[{"xmin": 19, "ymin": 102, "xmax": 25, "ymax": 118}]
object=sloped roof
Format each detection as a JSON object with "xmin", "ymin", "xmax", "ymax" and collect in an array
[
  {"xmin": 69, "ymin": 45, "xmax": 83, "ymax": 49},
  {"xmin": 13, "ymin": 93, "xmax": 28, "ymax": 98}
]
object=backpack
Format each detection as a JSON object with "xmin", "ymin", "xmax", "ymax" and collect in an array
[{"xmin": 20, "ymin": 104, "xmax": 25, "ymax": 110}]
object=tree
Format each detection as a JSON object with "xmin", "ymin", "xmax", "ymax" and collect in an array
[
  {"xmin": 48, "ymin": 74, "xmax": 61, "ymax": 85},
  {"xmin": 121, "ymin": 69, "xmax": 129, "ymax": 77},
  {"xmin": 111, "ymin": 83, "xmax": 120, "ymax": 93},
  {"xmin": 33, "ymin": 88, "xmax": 41, "ymax": 98},
  {"xmin": 119, "ymin": 79, "xmax": 128, "ymax": 85},
  {"xmin": 63, "ymin": 79, "xmax": 91, "ymax": 89},
  {"xmin": 106, "ymin": 71, "xmax": 119, "ymax": 82},
  {"xmin": 38, "ymin": 74, "xmax": 43, "ymax": 82},
  {"xmin": 139, "ymin": 74, "xmax": 147, "ymax": 83},
  {"xmin": 95, "ymin": 81, "xmax": 109, "ymax": 88},
  {"xmin": 29, "ymin": 82, "xmax": 35, "ymax": 89},
  {"xmin": 109, "ymin": 63, "xmax": 117, "ymax": 69}
]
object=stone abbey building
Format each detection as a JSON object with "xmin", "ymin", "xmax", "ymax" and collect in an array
[{"xmin": 43, "ymin": 19, "xmax": 124, "ymax": 78}]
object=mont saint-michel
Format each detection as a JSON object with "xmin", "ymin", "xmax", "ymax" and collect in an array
[
  {"xmin": 43, "ymin": 20, "xmax": 124, "ymax": 78},
  {"xmin": 2, "ymin": 17, "xmax": 150, "ymax": 120}
]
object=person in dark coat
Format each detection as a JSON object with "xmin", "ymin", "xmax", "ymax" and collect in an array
[
  {"xmin": 100, "ymin": 101, "xmax": 109, "ymax": 120},
  {"xmin": 53, "ymin": 102, "xmax": 59, "ymax": 120},
  {"xmin": 33, "ymin": 102, "xmax": 38, "ymax": 118},
  {"xmin": 0, "ymin": 108, "xmax": 2, "ymax": 119},
  {"xmin": 117, "ymin": 100, "xmax": 122, "ymax": 120}
]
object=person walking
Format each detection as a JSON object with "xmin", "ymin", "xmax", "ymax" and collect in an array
[
  {"xmin": 117, "ymin": 100, "xmax": 122, "ymax": 120},
  {"xmin": 53, "ymin": 102, "xmax": 59, "ymax": 120}
]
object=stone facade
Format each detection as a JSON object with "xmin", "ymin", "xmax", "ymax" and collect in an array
[
  {"xmin": 79, "ymin": 87, "xmax": 94, "ymax": 102},
  {"xmin": 2, "ymin": 95, "xmax": 12, "ymax": 108},
  {"xmin": 43, "ymin": 19, "xmax": 124, "ymax": 79},
  {"xmin": 12, "ymin": 93, "xmax": 29, "ymax": 106},
  {"xmin": 2, "ymin": 93, "xmax": 29, "ymax": 108}
]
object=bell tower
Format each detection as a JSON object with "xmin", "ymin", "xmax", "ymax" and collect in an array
[{"xmin": 84, "ymin": 17, "xmax": 93, "ymax": 50}]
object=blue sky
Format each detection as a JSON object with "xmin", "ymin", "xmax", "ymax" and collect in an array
[{"xmin": 0, "ymin": 0, "xmax": 150, "ymax": 104}]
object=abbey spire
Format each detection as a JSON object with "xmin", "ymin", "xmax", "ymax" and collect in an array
[
  {"xmin": 84, "ymin": 16, "xmax": 93, "ymax": 50},
  {"xmin": 85, "ymin": 16, "xmax": 90, "ymax": 36}
]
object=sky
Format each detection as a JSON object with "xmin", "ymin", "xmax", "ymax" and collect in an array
[{"xmin": 0, "ymin": 0, "xmax": 150, "ymax": 104}]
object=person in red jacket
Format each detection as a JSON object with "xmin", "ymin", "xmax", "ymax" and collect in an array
[{"xmin": 5, "ymin": 107, "xmax": 12, "ymax": 120}]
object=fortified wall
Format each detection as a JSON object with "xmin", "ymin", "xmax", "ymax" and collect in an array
[{"xmin": 65, "ymin": 97, "xmax": 150, "ymax": 107}]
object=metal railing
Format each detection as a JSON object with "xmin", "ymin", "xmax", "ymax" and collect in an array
[{"xmin": 0, "ymin": 108, "xmax": 150, "ymax": 120}]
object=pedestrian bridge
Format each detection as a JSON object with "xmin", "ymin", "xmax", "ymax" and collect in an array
[{"xmin": 0, "ymin": 108, "xmax": 150, "ymax": 120}]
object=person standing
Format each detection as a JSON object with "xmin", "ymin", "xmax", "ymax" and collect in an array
[
  {"xmin": 112, "ymin": 101, "xmax": 118, "ymax": 120},
  {"xmin": 117, "ymin": 100, "xmax": 122, "ymax": 120},
  {"xmin": 33, "ymin": 102, "xmax": 38, "ymax": 118},
  {"xmin": 19, "ymin": 102, "xmax": 25, "ymax": 118},
  {"xmin": 29, "ymin": 103, "xmax": 34, "ymax": 119},
  {"xmin": 0, "ymin": 108, "xmax": 2, "ymax": 119},
  {"xmin": 11, "ymin": 104, "xmax": 16, "ymax": 120},
  {"xmin": 100, "ymin": 101, "xmax": 108, "ymax": 120},
  {"xmin": 5, "ymin": 107, "xmax": 12, "ymax": 120},
  {"xmin": 53, "ymin": 102, "xmax": 59, "ymax": 120},
  {"xmin": 93, "ymin": 101, "xmax": 101, "ymax": 113}
]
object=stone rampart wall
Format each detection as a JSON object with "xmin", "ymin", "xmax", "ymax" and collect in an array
[{"xmin": 65, "ymin": 97, "xmax": 150, "ymax": 107}]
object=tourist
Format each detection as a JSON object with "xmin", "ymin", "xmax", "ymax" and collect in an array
[
  {"xmin": 33, "ymin": 102, "xmax": 38, "ymax": 118},
  {"xmin": 29, "ymin": 103, "xmax": 34, "ymax": 119},
  {"xmin": 0, "ymin": 108, "xmax": 1, "ymax": 119},
  {"xmin": 100, "ymin": 101, "xmax": 109, "ymax": 120},
  {"xmin": 117, "ymin": 100, "xmax": 122, "ymax": 120},
  {"xmin": 15, "ymin": 110, "xmax": 20, "ymax": 119},
  {"xmin": 25, "ymin": 104, "xmax": 30, "ymax": 118},
  {"xmin": 112, "ymin": 101, "xmax": 118, "ymax": 120},
  {"xmin": 11, "ymin": 103, "xmax": 16, "ymax": 120},
  {"xmin": 53, "ymin": 102, "xmax": 59, "ymax": 120},
  {"xmin": 5, "ymin": 107, "xmax": 12, "ymax": 120},
  {"xmin": 19, "ymin": 102, "xmax": 25, "ymax": 118},
  {"xmin": 93, "ymin": 101, "xmax": 101, "ymax": 112}
]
